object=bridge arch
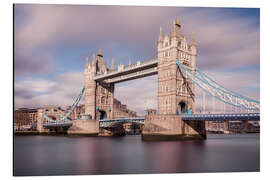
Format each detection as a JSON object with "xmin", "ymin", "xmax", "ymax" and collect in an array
[
  {"xmin": 98, "ymin": 110, "xmax": 107, "ymax": 120},
  {"xmin": 178, "ymin": 101, "xmax": 188, "ymax": 114}
]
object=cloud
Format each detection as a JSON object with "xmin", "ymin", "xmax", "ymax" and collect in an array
[
  {"xmin": 114, "ymin": 76, "xmax": 158, "ymax": 115},
  {"xmin": 14, "ymin": 72, "xmax": 84, "ymax": 109},
  {"xmin": 14, "ymin": 5, "xmax": 259, "ymax": 114},
  {"xmin": 14, "ymin": 5, "xmax": 259, "ymax": 76}
]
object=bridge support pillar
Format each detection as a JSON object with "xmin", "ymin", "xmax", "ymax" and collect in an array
[
  {"xmin": 67, "ymin": 120, "xmax": 99, "ymax": 136},
  {"xmin": 142, "ymin": 114, "xmax": 206, "ymax": 141}
]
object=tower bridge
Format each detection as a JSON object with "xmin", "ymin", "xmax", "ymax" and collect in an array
[{"xmin": 38, "ymin": 18, "xmax": 260, "ymax": 140}]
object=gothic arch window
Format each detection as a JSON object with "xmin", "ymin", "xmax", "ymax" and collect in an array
[
  {"xmin": 101, "ymin": 96, "xmax": 105, "ymax": 104},
  {"xmin": 178, "ymin": 41, "xmax": 181, "ymax": 47},
  {"xmin": 101, "ymin": 87, "xmax": 105, "ymax": 94},
  {"xmin": 165, "ymin": 42, "xmax": 169, "ymax": 47},
  {"xmin": 164, "ymin": 51, "xmax": 170, "ymax": 58}
]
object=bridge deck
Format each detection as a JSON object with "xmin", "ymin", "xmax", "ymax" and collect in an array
[
  {"xmin": 182, "ymin": 113, "xmax": 260, "ymax": 121},
  {"xmin": 43, "ymin": 113, "xmax": 259, "ymax": 128}
]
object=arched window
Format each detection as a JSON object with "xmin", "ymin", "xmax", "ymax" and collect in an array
[{"xmin": 101, "ymin": 96, "xmax": 105, "ymax": 104}]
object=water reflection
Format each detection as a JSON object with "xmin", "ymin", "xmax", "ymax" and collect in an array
[{"xmin": 14, "ymin": 134, "xmax": 259, "ymax": 176}]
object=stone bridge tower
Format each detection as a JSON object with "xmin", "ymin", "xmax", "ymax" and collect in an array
[
  {"xmin": 143, "ymin": 18, "xmax": 206, "ymax": 140},
  {"xmin": 157, "ymin": 18, "xmax": 197, "ymax": 115},
  {"xmin": 84, "ymin": 50, "xmax": 114, "ymax": 120}
]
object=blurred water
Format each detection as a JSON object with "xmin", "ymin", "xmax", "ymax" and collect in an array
[{"xmin": 14, "ymin": 133, "xmax": 260, "ymax": 176}]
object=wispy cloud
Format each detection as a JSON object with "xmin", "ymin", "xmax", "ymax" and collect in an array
[{"xmin": 14, "ymin": 72, "xmax": 84, "ymax": 109}]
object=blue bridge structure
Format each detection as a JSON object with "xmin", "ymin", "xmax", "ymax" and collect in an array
[{"xmin": 43, "ymin": 113, "xmax": 260, "ymax": 129}]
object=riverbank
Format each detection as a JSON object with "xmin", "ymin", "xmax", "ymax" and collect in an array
[{"xmin": 14, "ymin": 131, "xmax": 260, "ymax": 136}]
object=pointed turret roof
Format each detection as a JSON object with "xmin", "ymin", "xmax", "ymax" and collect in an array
[
  {"xmin": 85, "ymin": 56, "xmax": 89, "ymax": 68},
  {"xmin": 171, "ymin": 17, "xmax": 184, "ymax": 38},
  {"xmin": 158, "ymin": 26, "xmax": 163, "ymax": 42},
  {"xmin": 97, "ymin": 49, "xmax": 103, "ymax": 57},
  {"xmin": 191, "ymin": 32, "xmax": 197, "ymax": 46}
]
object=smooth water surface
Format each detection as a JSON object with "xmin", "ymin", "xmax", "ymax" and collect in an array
[{"xmin": 14, "ymin": 134, "xmax": 260, "ymax": 176}]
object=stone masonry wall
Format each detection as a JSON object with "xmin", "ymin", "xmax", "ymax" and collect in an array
[
  {"xmin": 143, "ymin": 114, "xmax": 183, "ymax": 135},
  {"xmin": 67, "ymin": 120, "xmax": 99, "ymax": 135}
]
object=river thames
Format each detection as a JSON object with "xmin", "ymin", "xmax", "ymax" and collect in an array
[{"xmin": 14, "ymin": 133, "xmax": 260, "ymax": 176}]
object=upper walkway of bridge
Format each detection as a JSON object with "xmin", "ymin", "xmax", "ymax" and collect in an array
[{"xmin": 93, "ymin": 58, "xmax": 157, "ymax": 83}]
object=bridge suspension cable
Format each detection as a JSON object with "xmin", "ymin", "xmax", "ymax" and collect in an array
[
  {"xmin": 176, "ymin": 60, "xmax": 259, "ymax": 112},
  {"xmin": 42, "ymin": 87, "xmax": 85, "ymax": 123}
]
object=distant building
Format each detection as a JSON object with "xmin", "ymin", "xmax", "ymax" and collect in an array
[
  {"xmin": 205, "ymin": 120, "xmax": 260, "ymax": 133},
  {"xmin": 66, "ymin": 104, "xmax": 85, "ymax": 120},
  {"xmin": 14, "ymin": 108, "xmax": 38, "ymax": 131},
  {"xmin": 246, "ymin": 121, "xmax": 260, "ymax": 133},
  {"xmin": 113, "ymin": 98, "xmax": 137, "ymax": 118}
]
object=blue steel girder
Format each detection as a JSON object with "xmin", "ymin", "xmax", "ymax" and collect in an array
[
  {"xmin": 43, "ymin": 113, "xmax": 260, "ymax": 128},
  {"xmin": 182, "ymin": 113, "xmax": 260, "ymax": 121}
]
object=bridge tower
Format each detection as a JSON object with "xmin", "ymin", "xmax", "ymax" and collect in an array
[
  {"xmin": 84, "ymin": 50, "xmax": 114, "ymax": 120},
  {"xmin": 143, "ymin": 18, "xmax": 206, "ymax": 140},
  {"xmin": 157, "ymin": 18, "xmax": 196, "ymax": 115}
]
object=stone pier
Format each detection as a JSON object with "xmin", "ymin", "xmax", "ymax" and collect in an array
[
  {"xmin": 142, "ymin": 114, "xmax": 206, "ymax": 141},
  {"xmin": 67, "ymin": 120, "xmax": 99, "ymax": 136}
]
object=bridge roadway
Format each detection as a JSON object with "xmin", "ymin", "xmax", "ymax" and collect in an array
[
  {"xmin": 93, "ymin": 58, "xmax": 158, "ymax": 83},
  {"xmin": 43, "ymin": 113, "xmax": 260, "ymax": 128}
]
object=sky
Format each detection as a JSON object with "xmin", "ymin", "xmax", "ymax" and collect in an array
[{"xmin": 14, "ymin": 4, "xmax": 260, "ymax": 115}]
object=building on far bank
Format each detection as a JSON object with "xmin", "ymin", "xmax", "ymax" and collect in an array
[
  {"xmin": 14, "ymin": 108, "xmax": 38, "ymax": 131},
  {"xmin": 113, "ymin": 98, "xmax": 137, "ymax": 118},
  {"xmin": 66, "ymin": 104, "xmax": 85, "ymax": 120},
  {"xmin": 205, "ymin": 120, "xmax": 260, "ymax": 134}
]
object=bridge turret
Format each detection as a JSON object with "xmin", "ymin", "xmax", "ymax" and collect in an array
[
  {"xmin": 85, "ymin": 56, "xmax": 89, "ymax": 68},
  {"xmin": 171, "ymin": 18, "xmax": 184, "ymax": 38},
  {"xmin": 84, "ymin": 54, "xmax": 97, "ymax": 119},
  {"xmin": 91, "ymin": 54, "xmax": 97, "ymax": 74},
  {"xmin": 111, "ymin": 58, "xmax": 115, "ymax": 70},
  {"xmin": 190, "ymin": 33, "xmax": 197, "ymax": 70},
  {"xmin": 96, "ymin": 49, "xmax": 108, "ymax": 74},
  {"xmin": 157, "ymin": 27, "xmax": 163, "ymax": 51}
]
